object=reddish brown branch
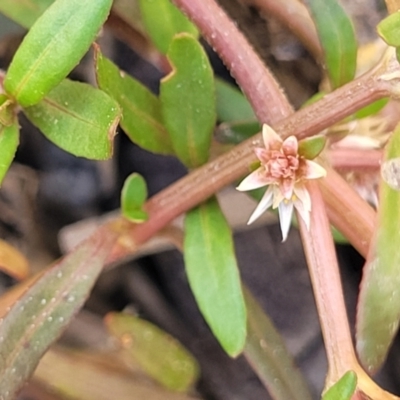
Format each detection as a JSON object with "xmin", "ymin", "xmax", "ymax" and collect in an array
[{"xmin": 299, "ymin": 181, "xmax": 357, "ymax": 385}]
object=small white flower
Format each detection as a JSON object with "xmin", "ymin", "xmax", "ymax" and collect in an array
[{"xmin": 237, "ymin": 124, "xmax": 326, "ymax": 241}]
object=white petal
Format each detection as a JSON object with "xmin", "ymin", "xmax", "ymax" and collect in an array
[
  {"xmin": 304, "ymin": 160, "xmax": 326, "ymax": 180},
  {"xmin": 294, "ymin": 199, "xmax": 310, "ymax": 230},
  {"xmin": 272, "ymin": 185, "xmax": 284, "ymax": 209},
  {"xmin": 282, "ymin": 135, "xmax": 298, "ymax": 156},
  {"xmin": 278, "ymin": 201, "xmax": 294, "ymax": 242},
  {"xmin": 262, "ymin": 124, "xmax": 281, "ymax": 147},
  {"xmin": 293, "ymin": 184, "xmax": 311, "ymax": 211},
  {"xmin": 237, "ymin": 168, "xmax": 271, "ymax": 191},
  {"xmin": 247, "ymin": 186, "xmax": 274, "ymax": 224}
]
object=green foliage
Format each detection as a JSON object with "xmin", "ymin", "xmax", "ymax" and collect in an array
[
  {"xmin": 4, "ymin": 0, "xmax": 113, "ymax": 107},
  {"xmin": 139, "ymin": 0, "xmax": 198, "ymax": 54},
  {"xmin": 0, "ymin": 96, "xmax": 15, "ymax": 127},
  {"xmin": 378, "ymin": 11, "xmax": 400, "ymax": 47},
  {"xmin": 95, "ymin": 50, "xmax": 174, "ymax": 155},
  {"xmin": 298, "ymin": 136, "xmax": 326, "ymax": 160},
  {"xmin": 0, "ymin": 0, "xmax": 54, "ymax": 28},
  {"xmin": 121, "ymin": 173, "xmax": 148, "ymax": 223},
  {"xmin": 244, "ymin": 288, "xmax": 313, "ymax": 400},
  {"xmin": 23, "ymin": 79, "xmax": 120, "ymax": 160},
  {"xmin": 216, "ymin": 121, "xmax": 260, "ymax": 144},
  {"xmin": 215, "ymin": 78, "xmax": 257, "ymax": 123},
  {"xmin": 355, "ymin": 98, "xmax": 389, "ymax": 119},
  {"xmin": 214, "ymin": 78, "xmax": 260, "ymax": 144},
  {"xmin": 0, "ymin": 229, "xmax": 117, "ymax": 400},
  {"xmin": 308, "ymin": 0, "xmax": 357, "ymax": 88},
  {"xmin": 356, "ymin": 122, "xmax": 400, "ymax": 373},
  {"xmin": 105, "ymin": 312, "xmax": 200, "ymax": 392},
  {"xmin": 322, "ymin": 371, "xmax": 357, "ymax": 400},
  {"xmin": 184, "ymin": 197, "xmax": 247, "ymax": 357},
  {"xmin": 161, "ymin": 33, "xmax": 216, "ymax": 168},
  {"xmin": 0, "ymin": 121, "xmax": 19, "ymax": 186}
]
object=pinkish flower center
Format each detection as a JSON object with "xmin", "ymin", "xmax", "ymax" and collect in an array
[{"xmin": 265, "ymin": 150, "xmax": 299, "ymax": 180}]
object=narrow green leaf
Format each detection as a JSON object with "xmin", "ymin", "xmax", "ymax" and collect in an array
[
  {"xmin": 215, "ymin": 78, "xmax": 256, "ymax": 122},
  {"xmin": 322, "ymin": 371, "xmax": 357, "ymax": 400},
  {"xmin": 0, "ymin": 120, "xmax": 19, "ymax": 186},
  {"xmin": 298, "ymin": 136, "xmax": 326, "ymax": 160},
  {"xmin": 378, "ymin": 11, "xmax": 400, "ymax": 47},
  {"xmin": 105, "ymin": 312, "xmax": 200, "ymax": 392},
  {"xmin": 23, "ymin": 79, "xmax": 120, "ymax": 160},
  {"xmin": 0, "ymin": 228, "xmax": 117, "ymax": 400},
  {"xmin": 356, "ymin": 122, "xmax": 400, "ymax": 373},
  {"xmin": 215, "ymin": 121, "xmax": 260, "ymax": 145},
  {"xmin": 4, "ymin": 0, "xmax": 113, "ymax": 107},
  {"xmin": 139, "ymin": 0, "xmax": 198, "ymax": 54},
  {"xmin": 354, "ymin": 98, "xmax": 389, "ymax": 119},
  {"xmin": 95, "ymin": 49, "xmax": 174, "ymax": 155},
  {"xmin": 244, "ymin": 287, "xmax": 312, "ymax": 400},
  {"xmin": 113, "ymin": 0, "xmax": 144, "ymax": 35},
  {"xmin": 161, "ymin": 33, "xmax": 216, "ymax": 168},
  {"xmin": 0, "ymin": 0, "xmax": 54, "ymax": 29},
  {"xmin": 184, "ymin": 197, "xmax": 246, "ymax": 356},
  {"xmin": 121, "ymin": 173, "xmax": 148, "ymax": 223},
  {"xmin": 308, "ymin": 0, "xmax": 357, "ymax": 88}
]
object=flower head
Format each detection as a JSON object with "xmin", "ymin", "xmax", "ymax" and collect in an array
[{"xmin": 237, "ymin": 124, "xmax": 326, "ymax": 241}]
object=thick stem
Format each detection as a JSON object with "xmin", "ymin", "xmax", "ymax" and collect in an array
[
  {"xmin": 298, "ymin": 182, "xmax": 357, "ymax": 385},
  {"xmin": 329, "ymin": 149, "xmax": 382, "ymax": 171},
  {"xmin": 319, "ymin": 169, "xmax": 375, "ymax": 258}
]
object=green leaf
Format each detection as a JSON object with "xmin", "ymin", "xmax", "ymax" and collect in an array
[
  {"xmin": 298, "ymin": 136, "xmax": 326, "ymax": 160},
  {"xmin": 215, "ymin": 78, "xmax": 256, "ymax": 122},
  {"xmin": 23, "ymin": 79, "xmax": 120, "ymax": 160},
  {"xmin": 378, "ymin": 11, "xmax": 400, "ymax": 47},
  {"xmin": 308, "ymin": 0, "xmax": 357, "ymax": 88},
  {"xmin": 0, "ymin": 95, "xmax": 15, "ymax": 127},
  {"xmin": 3, "ymin": 0, "xmax": 113, "ymax": 107},
  {"xmin": 161, "ymin": 33, "xmax": 216, "ymax": 168},
  {"xmin": 139, "ymin": 0, "xmax": 198, "ymax": 54},
  {"xmin": 215, "ymin": 121, "xmax": 261, "ymax": 144},
  {"xmin": 244, "ymin": 287, "xmax": 312, "ymax": 400},
  {"xmin": 0, "ymin": 0, "xmax": 54, "ymax": 29},
  {"xmin": 121, "ymin": 173, "xmax": 148, "ymax": 223},
  {"xmin": 356, "ymin": 122, "xmax": 400, "ymax": 373},
  {"xmin": 113, "ymin": 0, "xmax": 145, "ymax": 35},
  {"xmin": 322, "ymin": 371, "xmax": 357, "ymax": 400},
  {"xmin": 0, "ymin": 228, "xmax": 117, "ymax": 400},
  {"xmin": 95, "ymin": 49, "xmax": 174, "ymax": 155},
  {"xmin": 0, "ymin": 120, "xmax": 19, "ymax": 186},
  {"xmin": 105, "ymin": 312, "xmax": 200, "ymax": 392},
  {"xmin": 184, "ymin": 196, "xmax": 246, "ymax": 356},
  {"xmin": 354, "ymin": 98, "xmax": 389, "ymax": 119}
]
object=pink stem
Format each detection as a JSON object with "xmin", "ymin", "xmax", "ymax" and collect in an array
[
  {"xmin": 329, "ymin": 148, "xmax": 382, "ymax": 171},
  {"xmin": 298, "ymin": 181, "xmax": 357, "ymax": 385}
]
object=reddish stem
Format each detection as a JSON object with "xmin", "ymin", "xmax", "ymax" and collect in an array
[
  {"xmin": 298, "ymin": 181, "xmax": 357, "ymax": 385},
  {"xmin": 319, "ymin": 169, "xmax": 375, "ymax": 258},
  {"xmin": 328, "ymin": 148, "xmax": 382, "ymax": 171}
]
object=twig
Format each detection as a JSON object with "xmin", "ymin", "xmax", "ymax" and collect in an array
[{"xmin": 298, "ymin": 181, "xmax": 357, "ymax": 385}]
